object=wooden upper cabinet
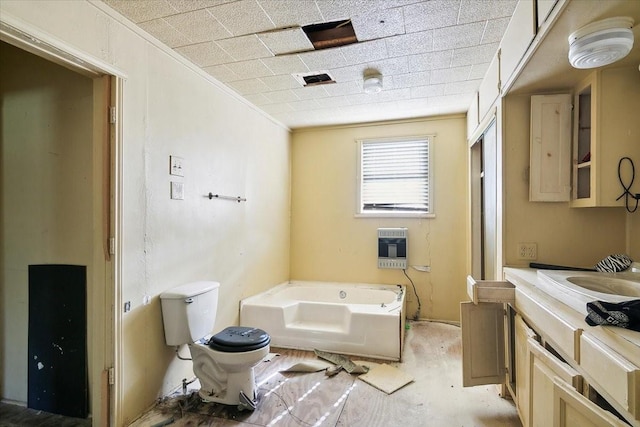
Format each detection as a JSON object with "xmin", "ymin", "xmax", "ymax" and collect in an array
[
  {"xmin": 571, "ymin": 66, "xmax": 640, "ymax": 208},
  {"xmin": 529, "ymin": 94, "xmax": 572, "ymax": 202},
  {"xmin": 478, "ymin": 51, "xmax": 500, "ymax": 123},
  {"xmin": 500, "ymin": 0, "xmax": 536, "ymax": 89}
]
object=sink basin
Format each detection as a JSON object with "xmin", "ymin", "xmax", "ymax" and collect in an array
[
  {"xmin": 567, "ymin": 276, "xmax": 640, "ymax": 297},
  {"xmin": 535, "ymin": 270, "xmax": 640, "ymax": 315}
]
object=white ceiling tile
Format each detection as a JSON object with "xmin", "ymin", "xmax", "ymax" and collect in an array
[
  {"xmin": 258, "ymin": 27, "xmax": 314, "ymax": 56},
  {"xmin": 469, "ymin": 63, "xmax": 490, "ymax": 80},
  {"xmin": 328, "ymin": 65, "xmax": 361, "ymax": 82},
  {"xmin": 167, "ymin": 0, "xmax": 233, "ymax": 13},
  {"xmin": 288, "ymin": 99, "xmax": 321, "ymax": 111},
  {"xmin": 430, "ymin": 66, "xmax": 472, "ymax": 84},
  {"xmin": 368, "ymin": 57, "xmax": 409, "ymax": 76},
  {"xmin": 264, "ymin": 90, "xmax": 300, "ymax": 103},
  {"xmin": 323, "ymin": 81, "xmax": 361, "ymax": 96},
  {"xmin": 298, "ymin": 49, "xmax": 347, "ymax": 71},
  {"xmin": 433, "ymin": 22, "xmax": 485, "ymax": 50},
  {"xmin": 351, "ymin": 8, "xmax": 405, "ymax": 41},
  {"xmin": 261, "ymin": 74, "xmax": 301, "ymax": 90},
  {"xmin": 407, "ymin": 51, "xmax": 453, "ymax": 72},
  {"xmin": 258, "ymin": 0, "xmax": 324, "ymax": 27},
  {"xmin": 314, "ymin": 0, "xmax": 368, "ymax": 22},
  {"xmin": 410, "ymin": 84, "xmax": 445, "ymax": 98},
  {"xmin": 207, "ymin": 0, "xmax": 275, "ymax": 36},
  {"xmin": 292, "ymin": 85, "xmax": 330, "ymax": 100},
  {"xmin": 316, "ymin": 95, "xmax": 352, "ymax": 108},
  {"xmin": 228, "ymin": 78, "xmax": 271, "ymax": 95},
  {"xmin": 217, "ymin": 35, "xmax": 273, "ymax": 61},
  {"xmin": 450, "ymin": 43, "xmax": 498, "ymax": 67},
  {"xmin": 394, "ymin": 71, "xmax": 431, "ymax": 89},
  {"xmin": 261, "ymin": 103, "xmax": 295, "ymax": 114},
  {"xmin": 202, "ymin": 64, "xmax": 238, "ymax": 82},
  {"xmin": 261, "ymin": 55, "xmax": 310, "ymax": 74},
  {"xmin": 444, "ymin": 79, "xmax": 482, "ymax": 95},
  {"xmin": 403, "ymin": 1, "xmax": 460, "ymax": 33},
  {"xmin": 163, "ymin": 9, "xmax": 231, "ymax": 43},
  {"xmin": 138, "ymin": 18, "xmax": 191, "ymax": 48},
  {"xmin": 103, "ymin": 0, "xmax": 178, "ymax": 23},
  {"xmin": 347, "ymin": 88, "xmax": 410, "ymax": 105},
  {"xmin": 458, "ymin": 0, "xmax": 517, "ymax": 23},
  {"xmin": 226, "ymin": 59, "xmax": 274, "ymax": 79},
  {"xmin": 482, "ymin": 17, "xmax": 511, "ymax": 43},
  {"xmin": 175, "ymin": 41, "xmax": 234, "ymax": 66},
  {"xmin": 386, "ymin": 31, "xmax": 433, "ymax": 56},
  {"xmin": 340, "ymin": 39, "xmax": 388, "ymax": 66}
]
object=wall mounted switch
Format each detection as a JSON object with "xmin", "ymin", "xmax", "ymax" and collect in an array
[{"xmin": 170, "ymin": 155, "xmax": 184, "ymax": 176}]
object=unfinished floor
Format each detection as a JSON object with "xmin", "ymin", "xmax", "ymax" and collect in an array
[
  {"xmin": 130, "ymin": 321, "xmax": 521, "ymax": 427},
  {"xmin": 0, "ymin": 321, "xmax": 521, "ymax": 427}
]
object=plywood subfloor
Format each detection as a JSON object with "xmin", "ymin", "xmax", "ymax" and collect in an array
[{"xmin": 129, "ymin": 321, "xmax": 522, "ymax": 427}]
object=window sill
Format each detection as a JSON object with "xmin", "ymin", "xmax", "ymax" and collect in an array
[{"xmin": 354, "ymin": 212, "xmax": 435, "ymax": 219}]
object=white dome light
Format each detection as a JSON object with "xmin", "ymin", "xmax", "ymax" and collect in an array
[
  {"xmin": 568, "ymin": 17, "xmax": 634, "ymax": 69},
  {"xmin": 363, "ymin": 74, "xmax": 383, "ymax": 93}
]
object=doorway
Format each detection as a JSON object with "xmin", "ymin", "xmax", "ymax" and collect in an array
[{"xmin": 0, "ymin": 40, "xmax": 116, "ymax": 425}]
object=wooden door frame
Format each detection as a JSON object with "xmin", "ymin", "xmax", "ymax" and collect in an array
[{"xmin": 0, "ymin": 17, "xmax": 125, "ymax": 426}]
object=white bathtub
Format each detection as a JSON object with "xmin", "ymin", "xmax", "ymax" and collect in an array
[{"xmin": 240, "ymin": 281, "xmax": 406, "ymax": 361}]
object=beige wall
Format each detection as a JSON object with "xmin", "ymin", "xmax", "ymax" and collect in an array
[
  {"xmin": 0, "ymin": 42, "xmax": 94, "ymax": 403},
  {"xmin": 290, "ymin": 117, "xmax": 468, "ymax": 322},
  {"xmin": 1, "ymin": 1, "xmax": 291, "ymax": 425},
  {"xmin": 503, "ymin": 94, "xmax": 627, "ymax": 268}
]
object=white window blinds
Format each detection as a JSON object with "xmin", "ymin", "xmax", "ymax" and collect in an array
[{"xmin": 360, "ymin": 137, "xmax": 431, "ymax": 214}]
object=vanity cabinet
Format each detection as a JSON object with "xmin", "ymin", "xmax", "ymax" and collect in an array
[
  {"xmin": 461, "ymin": 272, "xmax": 639, "ymax": 427},
  {"xmin": 571, "ymin": 66, "xmax": 640, "ymax": 207}
]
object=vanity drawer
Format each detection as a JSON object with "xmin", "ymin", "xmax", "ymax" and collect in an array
[
  {"xmin": 466, "ymin": 276, "xmax": 515, "ymax": 304},
  {"xmin": 515, "ymin": 288, "xmax": 581, "ymax": 361},
  {"xmin": 580, "ymin": 334, "xmax": 640, "ymax": 420}
]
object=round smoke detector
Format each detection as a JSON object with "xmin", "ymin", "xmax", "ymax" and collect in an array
[{"xmin": 568, "ymin": 17, "xmax": 634, "ymax": 69}]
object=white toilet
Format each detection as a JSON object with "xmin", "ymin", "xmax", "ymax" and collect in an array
[{"xmin": 160, "ymin": 281, "xmax": 270, "ymax": 411}]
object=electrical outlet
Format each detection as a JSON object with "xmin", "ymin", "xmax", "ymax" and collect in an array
[{"xmin": 517, "ymin": 243, "xmax": 537, "ymax": 260}]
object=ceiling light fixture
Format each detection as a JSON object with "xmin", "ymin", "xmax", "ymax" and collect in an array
[
  {"xmin": 363, "ymin": 73, "xmax": 383, "ymax": 94},
  {"xmin": 568, "ymin": 16, "xmax": 634, "ymax": 69}
]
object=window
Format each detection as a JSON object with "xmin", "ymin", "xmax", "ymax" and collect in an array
[{"xmin": 357, "ymin": 136, "xmax": 433, "ymax": 217}]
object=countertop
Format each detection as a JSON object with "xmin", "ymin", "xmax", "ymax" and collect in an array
[{"xmin": 504, "ymin": 267, "xmax": 640, "ymax": 367}]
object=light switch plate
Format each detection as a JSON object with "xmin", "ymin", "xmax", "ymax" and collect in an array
[
  {"xmin": 170, "ymin": 155, "xmax": 184, "ymax": 176},
  {"xmin": 171, "ymin": 181, "xmax": 184, "ymax": 200}
]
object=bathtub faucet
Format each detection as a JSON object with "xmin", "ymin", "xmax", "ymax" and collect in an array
[{"xmin": 396, "ymin": 285, "xmax": 404, "ymax": 301}]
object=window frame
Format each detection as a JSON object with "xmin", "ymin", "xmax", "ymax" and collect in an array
[{"xmin": 355, "ymin": 135, "xmax": 435, "ymax": 218}]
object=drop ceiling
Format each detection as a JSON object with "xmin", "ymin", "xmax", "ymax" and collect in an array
[{"xmin": 102, "ymin": 0, "xmax": 519, "ymax": 129}]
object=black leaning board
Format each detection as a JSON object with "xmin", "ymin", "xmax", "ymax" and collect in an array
[{"xmin": 28, "ymin": 264, "xmax": 88, "ymax": 418}]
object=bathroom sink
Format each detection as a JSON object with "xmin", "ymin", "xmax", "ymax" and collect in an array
[
  {"xmin": 535, "ymin": 270, "xmax": 640, "ymax": 315},
  {"xmin": 567, "ymin": 276, "xmax": 640, "ymax": 297}
]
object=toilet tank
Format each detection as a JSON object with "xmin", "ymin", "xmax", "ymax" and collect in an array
[{"xmin": 160, "ymin": 281, "xmax": 220, "ymax": 346}]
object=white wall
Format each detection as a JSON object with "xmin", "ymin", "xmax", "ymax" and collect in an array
[
  {"xmin": 290, "ymin": 117, "xmax": 469, "ymax": 322},
  {"xmin": 0, "ymin": 1, "xmax": 291, "ymax": 424}
]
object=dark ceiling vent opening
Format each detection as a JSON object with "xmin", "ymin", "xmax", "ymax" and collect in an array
[
  {"xmin": 303, "ymin": 73, "xmax": 334, "ymax": 86},
  {"xmin": 303, "ymin": 20, "xmax": 357, "ymax": 50}
]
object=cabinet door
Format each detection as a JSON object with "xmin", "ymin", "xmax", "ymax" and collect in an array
[
  {"xmin": 528, "ymin": 337, "xmax": 581, "ymax": 427},
  {"xmin": 461, "ymin": 302, "xmax": 505, "ymax": 387},
  {"xmin": 515, "ymin": 315, "xmax": 537, "ymax": 427},
  {"xmin": 530, "ymin": 94, "xmax": 572, "ymax": 201},
  {"xmin": 553, "ymin": 378, "xmax": 628, "ymax": 427}
]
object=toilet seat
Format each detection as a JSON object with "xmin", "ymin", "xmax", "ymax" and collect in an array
[{"xmin": 208, "ymin": 326, "xmax": 270, "ymax": 352}]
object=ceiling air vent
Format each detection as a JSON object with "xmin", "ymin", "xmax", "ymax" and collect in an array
[
  {"xmin": 302, "ymin": 20, "xmax": 357, "ymax": 50},
  {"xmin": 293, "ymin": 71, "xmax": 336, "ymax": 87}
]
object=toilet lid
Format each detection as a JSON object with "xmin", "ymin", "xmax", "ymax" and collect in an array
[{"xmin": 207, "ymin": 326, "xmax": 270, "ymax": 352}]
